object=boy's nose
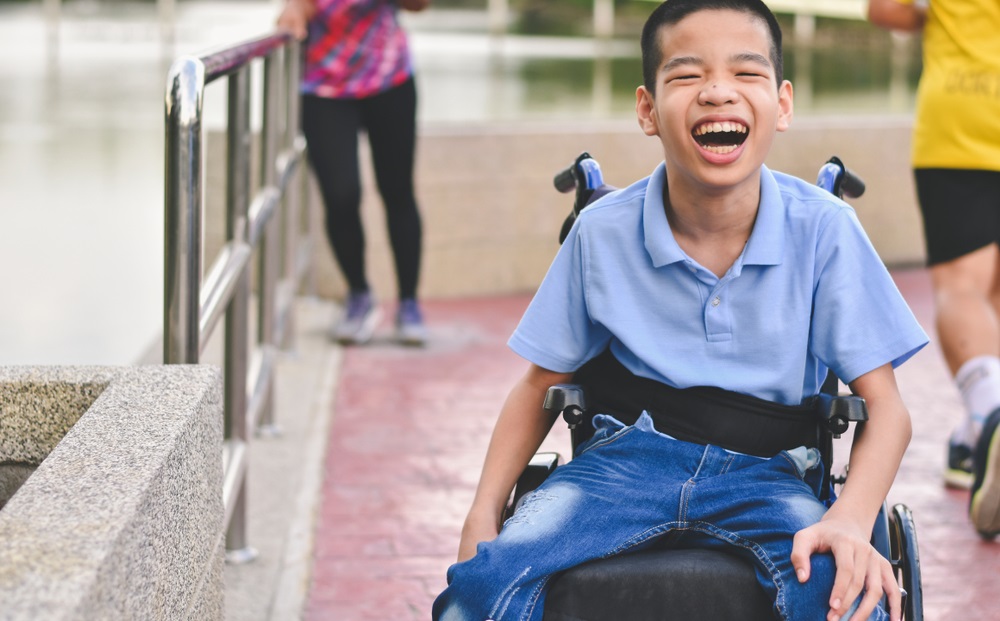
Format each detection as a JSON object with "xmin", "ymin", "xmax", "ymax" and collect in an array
[{"xmin": 698, "ymin": 82, "xmax": 738, "ymax": 106}]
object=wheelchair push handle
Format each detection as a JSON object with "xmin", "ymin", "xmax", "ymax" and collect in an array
[
  {"xmin": 553, "ymin": 152, "xmax": 605, "ymax": 199},
  {"xmin": 543, "ymin": 384, "xmax": 587, "ymax": 430},
  {"xmin": 554, "ymin": 152, "xmax": 614, "ymax": 244},
  {"xmin": 813, "ymin": 392, "xmax": 869, "ymax": 438},
  {"xmin": 816, "ymin": 156, "xmax": 866, "ymax": 200},
  {"xmin": 553, "ymin": 166, "xmax": 577, "ymax": 194}
]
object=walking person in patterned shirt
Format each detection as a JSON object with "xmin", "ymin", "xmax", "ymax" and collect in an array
[{"xmin": 278, "ymin": 0, "xmax": 430, "ymax": 346}]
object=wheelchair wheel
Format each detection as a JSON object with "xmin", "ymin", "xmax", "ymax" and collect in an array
[{"xmin": 890, "ymin": 503, "xmax": 923, "ymax": 621}]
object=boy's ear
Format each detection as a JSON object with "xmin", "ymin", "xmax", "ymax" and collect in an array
[
  {"xmin": 776, "ymin": 79, "xmax": 794, "ymax": 132},
  {"xmin": 636, "ymin": 86, "xmax": 659, "ymax": 137}
]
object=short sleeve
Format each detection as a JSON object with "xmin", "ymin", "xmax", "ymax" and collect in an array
[
  {"xmin": 507, "ymin": 220, "xmax": 612, "ymax": 372},
  {"xmin": 809, "ymin": 207, "xmax": 928, "ymax": 383}
]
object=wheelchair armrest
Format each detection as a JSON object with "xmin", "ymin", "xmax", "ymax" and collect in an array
[
  {"xmin": 544, "ymin": 384, "xmax": 588, "ymax": 429},
  {"xmin": 504, "ymin": 452, "xmax": 562, "ymax": 521},
  {"xmin": 814, "ymin": 392, "xmax": 868, "ymax": 438}
]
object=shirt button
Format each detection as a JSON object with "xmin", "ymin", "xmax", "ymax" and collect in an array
[{"xmin": 711, "ymin": 296, "xmax": 721, "ymax": 307}]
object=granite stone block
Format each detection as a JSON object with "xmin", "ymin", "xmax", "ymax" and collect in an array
[{"xmin": 0, "ymin": 365, "xmax": 224, "ymax": 621}]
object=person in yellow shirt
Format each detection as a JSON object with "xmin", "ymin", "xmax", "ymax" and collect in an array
[{"xmin": 868, "ymin": 0, "xmax": 1000, "ymax": 539}]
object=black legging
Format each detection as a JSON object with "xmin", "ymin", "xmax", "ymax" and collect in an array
[{"xmin": 302, "ymin": 78, "xmax": 422, "ymax": 300}]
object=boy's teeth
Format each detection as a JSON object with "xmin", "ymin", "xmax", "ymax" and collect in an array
[
  {"xmin": 696, "ymin": 122, "xmax": 747, "ymax": 135},
  {"xmin": 693, "ymin": 121, "xmax": 749, "ymax": 153}
]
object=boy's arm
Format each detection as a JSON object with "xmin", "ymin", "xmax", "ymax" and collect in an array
[
  {"xmin": 867, "ymin": 0, "xmax": 927, "ymax": 32},
  {"xmin": 791, "ymin": 363, "xmax": 910, "ymax": 621},
  {"xmin": 458, "ymin": 363, "xmax": 573, "ymax": 562}
]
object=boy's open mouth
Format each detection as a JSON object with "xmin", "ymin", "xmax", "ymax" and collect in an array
[{"xmin": 692, "ymin": 121, "xmax": 748, "ymax": 155}]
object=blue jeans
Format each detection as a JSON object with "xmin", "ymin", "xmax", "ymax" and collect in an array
[{"xmin": 433, "ymin": 413, "xmax": 888, "ymax": 621}]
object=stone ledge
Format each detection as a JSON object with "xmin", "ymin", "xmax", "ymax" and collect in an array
[{"xmin": 0, "ymin": 365, "xmax": 224, "ymax": 620}]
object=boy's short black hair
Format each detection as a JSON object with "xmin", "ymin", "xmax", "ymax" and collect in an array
[{"xmin": 641, "ymin": 0, "xmax": 784, "ymax": 94}]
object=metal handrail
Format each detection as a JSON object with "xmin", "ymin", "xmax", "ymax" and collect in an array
[{"xmin": 163, "ymin": 32, "xmax": 311, "ymax": 562}]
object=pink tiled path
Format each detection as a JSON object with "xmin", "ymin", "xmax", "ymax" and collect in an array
[{"xmin": 305, "ymin": 269, "xmax": 1000, "ymax": 621}]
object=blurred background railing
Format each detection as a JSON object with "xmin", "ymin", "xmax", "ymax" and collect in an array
[{"xmin": 163, "ymin": 31, "xmax": 309, "ymax": 561}]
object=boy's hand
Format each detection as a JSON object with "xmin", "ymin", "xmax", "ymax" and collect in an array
[
  {"xmin": 457, "ymin": 508, "xmax": 500, "ymax": 563},
  {"xmin": 791, "ymin": 518, "xmax": 901, "ymax": 621}
]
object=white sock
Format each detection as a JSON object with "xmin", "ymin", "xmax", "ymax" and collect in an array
[{"xmin": 953, "ymin": 355, "xmax": 1000, "ymax": 446}]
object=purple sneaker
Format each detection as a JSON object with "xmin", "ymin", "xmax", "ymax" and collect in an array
[
  {"xmin": 332, "ymin": 292, "xmax": 381, "ymax": 345},
  {"xmin": 396, "ymin": 298, "xmax": 427, "ymax": 346}
]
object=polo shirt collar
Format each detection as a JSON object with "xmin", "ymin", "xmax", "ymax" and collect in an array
[{"xmin": 643, "ymin": 162, "xmax": 786, "ymax": 268}]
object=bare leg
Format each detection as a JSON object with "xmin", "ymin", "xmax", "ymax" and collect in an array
[
  {"xmin": 991, "ymin": 250, "xmax": 1000, "ymax": 339},
  {"xmin": 931, "ymin": 244, "xmax": 1000, "ymax": 375},
  {"xmin": 933, "ymin": 245, "xmax": 1000, "ymax": 492}
]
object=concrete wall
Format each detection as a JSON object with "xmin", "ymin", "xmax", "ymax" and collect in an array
[
  {"xmin": 207, "ymin": 115, "xmax": 924, "ymax": 302},
  {"xmin": 0, "ymin": 366, "xmax": 224, "ymax": 620},
  {"xmin": 315, "ymin": 115, "xmax": 924, "ymax": 301}
]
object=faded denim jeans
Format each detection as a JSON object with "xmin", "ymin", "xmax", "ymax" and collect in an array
[{"xmin": 433, "ymin": 413, "xmax": 888, "ymax": 621}]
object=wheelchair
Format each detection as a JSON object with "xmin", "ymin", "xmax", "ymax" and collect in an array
[{"xmin": 504, "ymin": 153, "xmax": 923, "ymax": 621}]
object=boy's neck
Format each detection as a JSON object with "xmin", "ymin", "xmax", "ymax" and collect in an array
[{"xmin": 662, "ymin": 176, "xmax": 760, "ymax": 279}]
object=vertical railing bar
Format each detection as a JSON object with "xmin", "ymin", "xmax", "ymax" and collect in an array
[
  {"xmin": 288, "ymin": 43, "xmax": 317, "ymax": 299},
  {"xmin": 221, "ymin": 440, "xmax": 248, "ymax": 529},
  {"xmin": 280, "ymin": 42, "xmax": 303, "ymax": 344},
  {"xmin": 295, "ymin": 237, "xmax": 315, "ymax": 292},
  {"xmin": 222, "ymin": 65, "xmax": 257, "ymax": 564},
  {"xmin": 256, "ymin": 49, "xmax": 282, "ymax": 434},
  {"xmin": 164, "ymin": 57, "xmax": 206, "ymax": 365},
  {"xmin": 272, "ymin": 281, "xmax": 296, "ymax": 346},
  {"xmin": 246, "ymin": 348, "xmax": 276, "ymax": 431}
]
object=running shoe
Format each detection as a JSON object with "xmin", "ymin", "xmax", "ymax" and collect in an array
[
  {"xmin": 970, "ymin": 407, "xmax": 1000, "ymax": 539},
  {"xmin": 396, "ymin": 298, "xmax": 427, "ymax": 346},
  {"xmin": 945, "ymin": 439, "xmax": 975, "ymax": 490},
  {"xmin": 332, "ymin": 291, "xmax": 381, "ymax": 345}
]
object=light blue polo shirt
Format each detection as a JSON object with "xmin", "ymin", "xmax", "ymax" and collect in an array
[{"xmin": 508, "ymin": 163, "xmax": 928, "ymax": 406}]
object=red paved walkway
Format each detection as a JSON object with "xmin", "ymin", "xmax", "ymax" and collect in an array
[{"xmin": 304, "ymin": 268, "xmax": 1000, "ymax": 621}]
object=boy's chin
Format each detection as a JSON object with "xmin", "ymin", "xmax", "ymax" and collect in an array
[{"xmin": 686, "ymin": 160, "xmax": 763, "ymax": 191}]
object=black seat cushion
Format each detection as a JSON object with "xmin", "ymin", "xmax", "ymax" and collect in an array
[{"xmin": 544, "ymin": 549, "xmax": 776, "ymax": 621}]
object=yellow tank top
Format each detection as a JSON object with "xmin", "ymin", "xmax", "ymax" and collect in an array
[{"xmin": 911, "ymin": 0, "xmax": 1000, "ymax": 170}]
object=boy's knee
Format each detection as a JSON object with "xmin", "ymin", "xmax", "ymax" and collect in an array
[
  {"xmin": 780, "ymin": 554, "xmax": 887, "ymax": 621},
  {"xmin": 434, "ymin": 561, "xmax": 487, "ymax": 621},
  {"xmin": 435, "ymin": 550, "xmax": 534, "ymax": 621},
  {"xmin": 840, "ymin": 597, "xmax": 890, "ymax": 621}
]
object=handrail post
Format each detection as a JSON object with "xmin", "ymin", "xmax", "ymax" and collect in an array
[
  {"xmin": 280, "ymin": 48, "xmax": 299, "ymax": 348},
  {"xmin": 289, "ymin": 43, "xmax": 314, "ymax": 299},
  {"xmin": 223, "ymin": 65, "xmax": 257, "ymax": 564},
  {"xmin": 257, "ymin": 48, "xmax": 282, "ymax": 434},
  {"xmin": 281, "ymin": 42, "xmax": 311, "ymax": 322},
  {"xmin": 164, "ymin": 58, "xmax": 205, "ymax": 365},
  {"xmin": 290, "ymin": 42, "xmax": 319, "ymax": 298}
]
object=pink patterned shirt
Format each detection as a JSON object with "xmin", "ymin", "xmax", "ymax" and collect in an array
[{"xmin": 303, "ymin": 0, "xmax": 413, "ymax": 99}]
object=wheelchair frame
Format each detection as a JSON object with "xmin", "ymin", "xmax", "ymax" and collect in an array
[{"xmin": 505, "ymin": 153, "xmax": 923, "ymax": 621}]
